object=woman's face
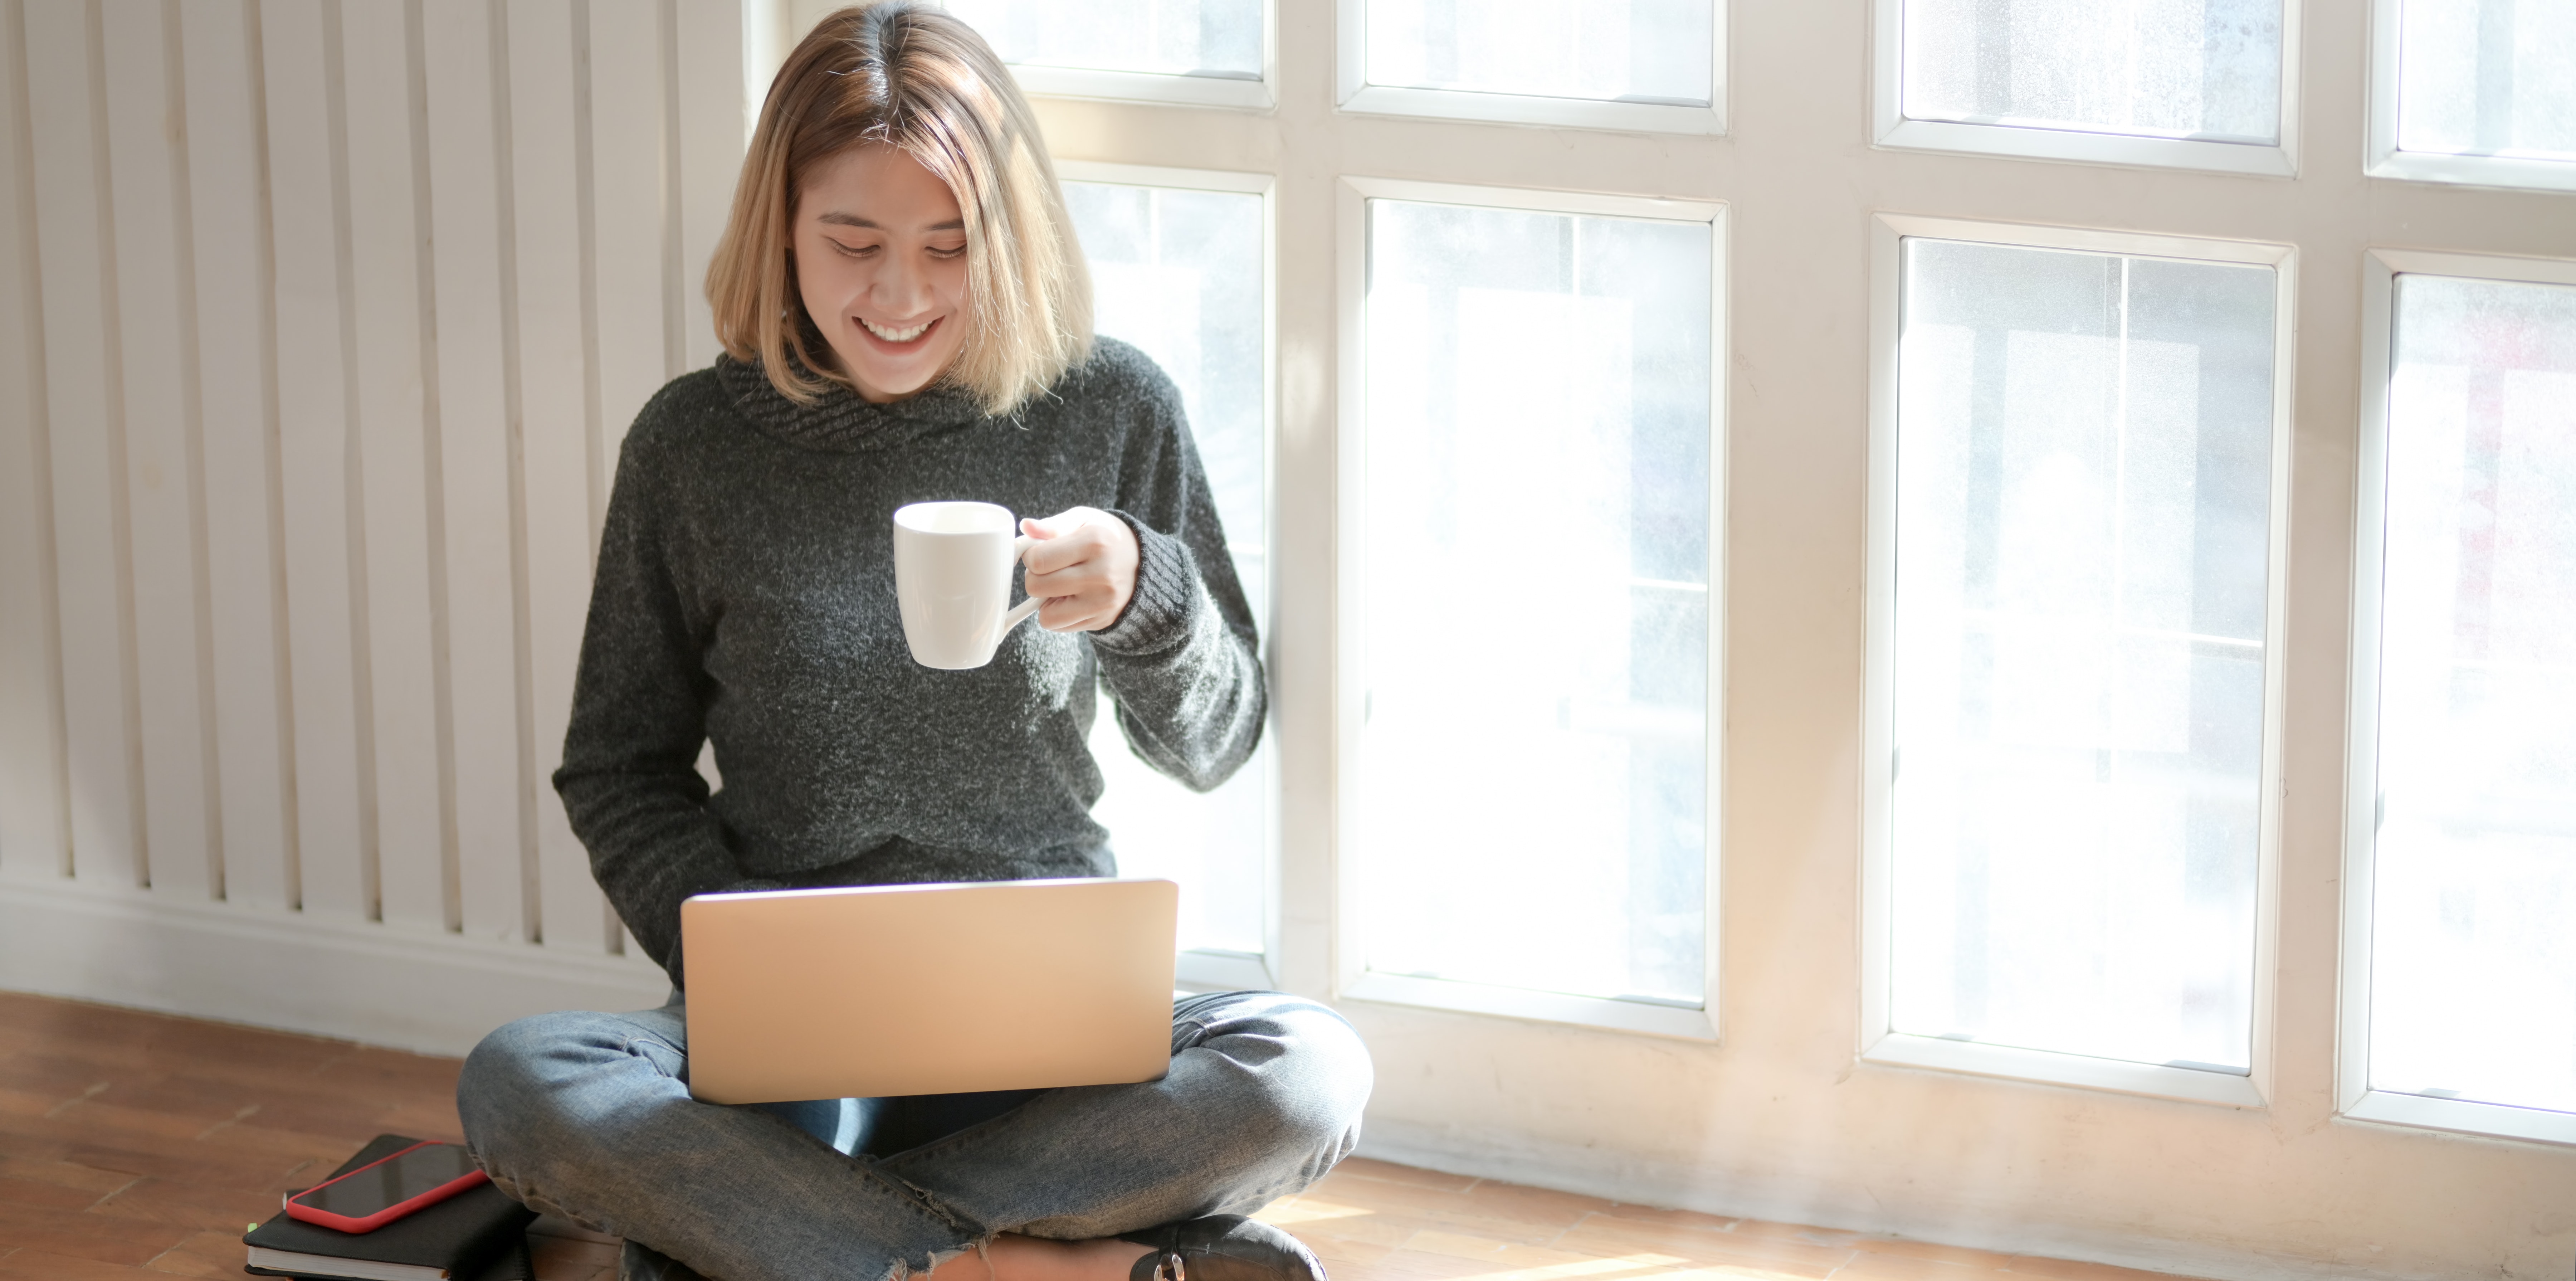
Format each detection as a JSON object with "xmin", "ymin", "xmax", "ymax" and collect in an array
[{"xmin": 792, "ymin": 144, "xmax": 972, "ymax": 403}]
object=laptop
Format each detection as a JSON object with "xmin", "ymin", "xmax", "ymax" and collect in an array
[{"xmin": 679, "ymin": 877, "xmax": 1179, "ymax": 1105}]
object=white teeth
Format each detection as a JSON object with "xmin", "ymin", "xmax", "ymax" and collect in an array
[{"xmin": 861, "ymin": 316, "xmax": 932, "ymax": 343}]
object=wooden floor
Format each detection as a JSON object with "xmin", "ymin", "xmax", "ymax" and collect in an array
[{"xmin": 0, "ymin": 992, "xmax": 2205, "ymax": 1281}]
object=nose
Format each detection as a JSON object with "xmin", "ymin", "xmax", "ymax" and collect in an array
[{"xmin": 870, "ymin": 248, "xmax": 932, "ymax": 317}]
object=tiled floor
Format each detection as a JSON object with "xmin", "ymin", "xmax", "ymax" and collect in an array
[{"xmin": 0, "ymin": 991, "xmax": 2206, "ymax": 1281}]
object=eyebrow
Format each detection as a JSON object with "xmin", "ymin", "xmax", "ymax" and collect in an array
[{"xmin": 815, "ymin": 212, "xmax": 967, "ymax": 232}]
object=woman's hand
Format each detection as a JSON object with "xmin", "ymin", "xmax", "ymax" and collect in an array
[{"xmin": 1020, "ymin": 508, "xmax": 1139, "ymax": 633}]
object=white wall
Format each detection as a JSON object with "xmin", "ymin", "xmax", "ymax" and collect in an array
[{"xmin": 0, "ymin": 0, "xmax": 748, "ymax": 1045}]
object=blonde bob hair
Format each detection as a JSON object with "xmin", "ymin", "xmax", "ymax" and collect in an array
[{"xmin": 707, "ymin": 2, "xmax": 1091, "ymax": 415}]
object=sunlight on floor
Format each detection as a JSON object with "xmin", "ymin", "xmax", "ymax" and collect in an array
[{"xmin": 1246, "ymin": 1158, "xmax": 2206, "ymax": 1281}]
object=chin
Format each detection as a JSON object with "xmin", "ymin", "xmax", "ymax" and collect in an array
[
  {"xmin": 825, "ymin": 329, "xmax": 965, "ymax": 402},
  {"xmin": 819, "ymin": 347, "xmax": 926, "ymax": 401},
  {"xmin": 869, "ymin": 372, "xmax": 938, "ymax": 398}
]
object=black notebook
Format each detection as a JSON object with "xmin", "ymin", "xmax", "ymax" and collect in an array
[{"xmin": 242, "ymin": 1134, "xmax": 536, "ymax": 1281}]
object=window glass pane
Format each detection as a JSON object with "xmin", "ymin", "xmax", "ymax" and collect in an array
[
  {"xmin": 1365, "ymin": 0, "xmax": 1713, "ymax": 106},
  {"xmin": 1063, "ymin": 180, "xmax": 1267, "ymax": 955},
  {"xmin": 2395, "ymin": 0, "xmax": 2576, "ymax": 164},
  {"xmin": 1362, "ymin": 199, "xmax": 1711, "ymax": 1005},
  {"xmin": 2372, "ymin": 273, "xmax": 2576, "ymax": 1113},
  {"xmin": 1891, "ymin": 238, "xmax": 2277, "ymax": 1072},
  {"xmin": 1900, "ymin": 0, "xmax": 2282, "ymax": 145},
  {"xmin": 945, "ymin": 0, "xmax": 1261, "ymax": 80}
]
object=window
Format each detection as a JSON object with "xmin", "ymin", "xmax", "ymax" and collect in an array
[
  {"xmin": 1340, "ymin": 179, "xmax": 1723, "ymax": 1039},
  {"xmin": 2370, "ymin": 0, "xmax": 2576, "ymax": 192},
  {"xmin": 2342, "ymin": 251, "xmax": 2576, "ymax": 1146},
  {"xmin": 955, "ymin": 0, "xmax": 2573, "ymax": 1239},
  {"xmin": 1337, "ymin": 0, "xmax": 1725, "ymax": 134},
  {"xmin": 1875, "ymin": 0, "xmax": 2299, "ymax": 175},
  {"xmin": 1864, "ymin": 216, "xmax": 2293, "ymax": 1106},
  {"xmin": 1058, "ymin": 162, "xmax": 1275, "ymax": 988},
  {"xmin": 941, "ymin": 0, "xmax": 1729, "ymax": 1042},
  {"xmin": 941, "ymin": 0, "xmax": 1270, "ymax": 108}
]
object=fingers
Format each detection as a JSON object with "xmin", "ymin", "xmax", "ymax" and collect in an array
[
  {"xmin": 1016, "ymin": 507, "xmax": 1138, "ymax": 633},
  {"xmin": 1036, "ymin": 593, "xmax": 1119, "ymax": 633},
  {"xmin": 1025, "ymin": 570, "xmax": 1116, "ymax": 631},
  {"xmin": 1018, "ymin": 511, "xmax": 1081, "ymax": 544},
  {"xmin": 1017, "ymin": 510, "xmax": 1096, "ymax": 575},
  {"xmin": 1021, "ymin": 541, "xmax": 1116, "ymax": 629}
]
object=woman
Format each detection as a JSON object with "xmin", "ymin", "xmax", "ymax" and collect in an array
[{"xmin": 454, "ymin": 7, "xmax": 1372, "ymax": 1281}]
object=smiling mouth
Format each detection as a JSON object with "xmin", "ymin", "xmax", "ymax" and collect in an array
[{"xmin": 859, "ymin": 316, "xmax": 936, "ymax": 344}]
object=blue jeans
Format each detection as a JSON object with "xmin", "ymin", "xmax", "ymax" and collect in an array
[{"xmin": 456, "ymin": 991, "xmax": 1372, "ymax": 1281}]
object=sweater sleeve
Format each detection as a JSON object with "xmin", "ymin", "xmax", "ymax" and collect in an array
[
  {"xmin": 552, "ymin": 423, "xmax": 778, "ymax": 987},
  {"xmin": 1085, "ymin": 360, "xmax": 1267, "ymax": 793}
]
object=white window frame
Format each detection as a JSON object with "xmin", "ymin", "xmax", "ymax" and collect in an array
[
  {"xmin": 950, "ymin": 0, "xmax": 1276, "ymax": 112},
  {"xmin": 1860, "ymin": 212, "xmax": 2297, "ymax": 1109},
  {"xmin": 1005, "ymin": 64, "xmax": 1272, "ymax": 114},
  {"xmin": 2363, "ymin": 0, "xmax": 2576, "ymax": 194},
  {"xmin": 1333, "ymin": 0, "xmax": 1728, "ymax": 136},
  {"xmin": 1869, "ymin": 0, "xmax": 2304, "ymax": 178},
  {"xmin": 1332, "ymin": 175, "xmax": 1728, "ymax": 1042},
  {"xmin": 2337, "ymin": 247, "xmax": 2576, "ymax": 1148},
  {"xmin": 1055, "ymin": 160, "xmax": 1283, "ymax": 993}
]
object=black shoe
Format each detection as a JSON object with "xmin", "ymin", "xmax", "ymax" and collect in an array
[
  {"xmin": 621, "ymin": 1239, "xmax": 713, "ymax": 1281},
  {"xmin": 1119, "ymin": 1215, "xmax": 1326, "ymax": 1281}
]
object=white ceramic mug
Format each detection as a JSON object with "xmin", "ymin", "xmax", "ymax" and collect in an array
[{"xmin": 892, "ymin": 501, "xmax": 1047, "ymax": 669}]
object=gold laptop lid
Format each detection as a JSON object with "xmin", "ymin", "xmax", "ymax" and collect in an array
[{"xmin": 680, "ymin": 878, "xmax": 1178, "ymax": 1104}]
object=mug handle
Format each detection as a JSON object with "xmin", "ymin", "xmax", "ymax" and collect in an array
[{"xmin": 1000, "ymin": 534, "xmax": 1047, "ymax": 633}]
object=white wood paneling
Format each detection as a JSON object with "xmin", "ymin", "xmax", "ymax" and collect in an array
[
  {"xmin": 0, "ymin": 0, "xmax": 69, "ymax": 884},
  {"xmin": 178, "ymin": 0, "xmax": 295, "ymax": 913},
  {"xmin": 589, "ymin": 0, "xmax": 677, "ymax": 960},
  {"xmin": 0, "ymin": 0, "xmax": 741, "ymax": 985},
  {"xmin": 589, "ymin": 0, "xmax": 677, "ymax": 459},
  {"xmin": 24, "ymin": 0, "xmax": 143, "ymax": 892},
  {"xmin": 101, "ymin": 0, "xmax": 219, "ymax": 902},
  {"xmin": 260, "ymin": 0, "xmax": 367, "ymax": 921},
  {"xmin": 508, "ymin": 0, "xmax": 611, "ymax": 954},
  {"xmin": 674, "ymin": 0, "xmax": 739, "ymax": 372},
  {"xmin": 341, "ymin": 0, "xmax": 446, "ymax": 933},
  {"xmin": 421, "ymin": 0, "xmax": 532, "ymax": 945}
]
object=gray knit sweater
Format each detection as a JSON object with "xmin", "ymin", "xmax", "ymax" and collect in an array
[{"xmin": 553, "ymin": 338, "xmax": 1263, "ymax": 986}]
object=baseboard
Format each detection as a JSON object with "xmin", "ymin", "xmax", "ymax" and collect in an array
[{"xmin": 0, "ymin": 876, "xmax": 670, "ymax": 1057}]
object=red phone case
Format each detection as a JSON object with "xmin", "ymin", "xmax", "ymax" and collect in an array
[{"xmin": 283, "ymin": 1140, "xmax": 491, "ymax": 1234}]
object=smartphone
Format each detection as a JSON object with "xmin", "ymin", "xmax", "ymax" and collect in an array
[{"xmin": 283, "ymin": 1140, "xmax": 490, "ymax": 1233}]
